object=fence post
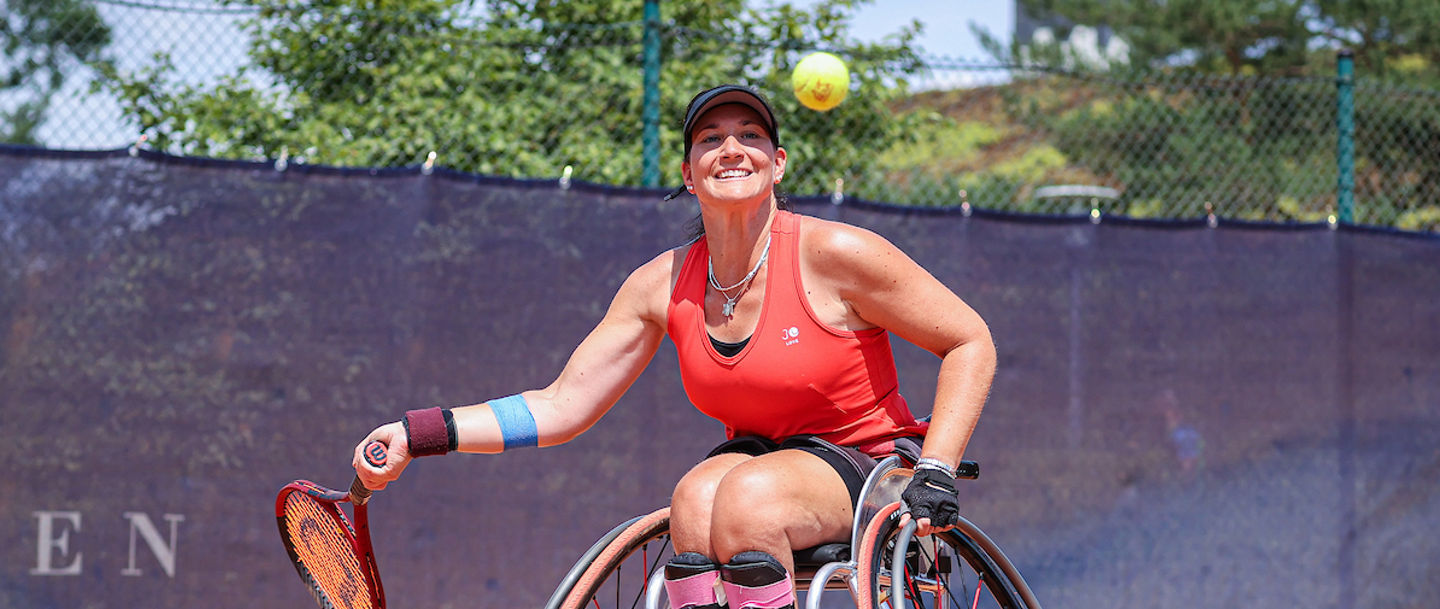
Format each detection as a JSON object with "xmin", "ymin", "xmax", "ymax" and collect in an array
[
  {"xmin": 1336, "ymin": 49, "xmax": 1355, "ymax": 224},
  {"xmin": 641, "ymin": 0, "xmax": 662, "ymax": 188}
]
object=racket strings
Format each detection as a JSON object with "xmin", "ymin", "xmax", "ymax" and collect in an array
[{"xmin": 283, "ymin": 494, "xmax": 375, "ymax": 609}]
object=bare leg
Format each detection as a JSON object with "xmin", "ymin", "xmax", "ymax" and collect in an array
[
  {"xmin": 708, "ymin": 450, "xmax": 854, "ymax": 575},
  {"xmin": 669, "ymin": 452, "xmax": 753, "ymax": 558}
]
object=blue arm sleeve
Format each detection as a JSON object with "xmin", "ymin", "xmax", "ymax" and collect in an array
[{"xmin": 490, "ymin": 394, "xmax": 539, "ymax": 450}]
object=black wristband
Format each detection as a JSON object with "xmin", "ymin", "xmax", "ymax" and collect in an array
[{"xmin": 442, "ymin": 408, "xmax": 458, "ymax": 452}]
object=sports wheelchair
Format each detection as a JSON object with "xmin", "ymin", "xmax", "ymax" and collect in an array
[{"xmin": 543, "ymin": 456, "xmax": 1042, "ymax": 609}]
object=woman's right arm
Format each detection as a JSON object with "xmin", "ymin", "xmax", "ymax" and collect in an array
[{"xmin": 354, "ymin": 249, "xmax": 676, "ymax": 489}]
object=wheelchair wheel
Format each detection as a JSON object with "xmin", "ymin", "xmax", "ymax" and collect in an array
[
  {"xmin": 856, "ymin": 503, "xmax": 1039, "ymax": 609},
  {"xmin": 549, "ymin": 507, "xmax": 675, "ymax": 609}
]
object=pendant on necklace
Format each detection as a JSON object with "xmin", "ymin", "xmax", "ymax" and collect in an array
[{"xmin": 722, "ymin": 299, "xmax": 736, "ymax": 317}]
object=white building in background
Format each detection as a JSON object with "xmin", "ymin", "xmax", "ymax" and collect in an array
[{"xmin": 1014, "ymin": 3, "xmax": 1130, "ymax": 70}]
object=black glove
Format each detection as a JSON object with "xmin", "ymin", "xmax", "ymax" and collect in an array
[{"xmin": 901, "ymin": 467, "xmax": 960, "ymax": 528}]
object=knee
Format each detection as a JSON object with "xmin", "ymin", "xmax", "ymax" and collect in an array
[
  {"xmin": 672, "ymin": 454, "xmax": 751, "ymax": 516},
  {"xmin": 671, "ymin": 466, "xmax": 724, "ymax": 517},
  {"xmin": 712, "ymin": 464, "xmax": 790, "ymax": 516},
  {"xmin": 709, "ymin": 465, "xmax": 793, "ymax": 542},
  {"xmin": 671, "ymin": 457, "xmax": 751, "ymax": 552}
]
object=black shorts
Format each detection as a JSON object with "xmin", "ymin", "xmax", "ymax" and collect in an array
[{"xmin": 706, "ymin": 435, "xmax": 923, "ymax": 504}]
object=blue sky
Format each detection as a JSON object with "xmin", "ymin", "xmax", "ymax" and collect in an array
[{"xmin": 795, "ymin": 0, "xmax": 1014, "ymax": 59}]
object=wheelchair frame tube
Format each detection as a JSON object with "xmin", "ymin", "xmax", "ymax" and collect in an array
[
  {"xmin": 645, "ymin": 568, "xmax": 667, "ymax": 609},
  {"xmin": 805, "ymin": 562, "xmax": 856, "ymax": 609},
  {"xmin": 891, "ymin": 520, "xmax": 920, "ymax": 609}
]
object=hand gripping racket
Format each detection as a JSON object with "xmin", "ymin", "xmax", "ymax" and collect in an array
[{"xmin": 276, "ymin": 440, "xmax": 391, "ymax": 609}]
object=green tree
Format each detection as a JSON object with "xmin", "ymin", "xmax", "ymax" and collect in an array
[
  {"xmin": 1002, "ymin": 0, "xmax": 1440, "ymax": 80},
  {"xmin": 1314, "ymin": 0, "xmax": 1440, "ymax": 84},
  {"xmin": 104, "ymin": 0, "xmax": 926, "ymax": 194},
  {"xmin": 0, "ymin": 0, "xmax": 113, "ymax": 144},
  {"xmin": 962, "ymin": 0, "xmax": 1440, "ymax": 229}
]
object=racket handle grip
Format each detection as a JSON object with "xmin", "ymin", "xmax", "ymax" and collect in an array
[
  {"xmin": 351, "ymin": 440, "xmax": 388, "ymax": 505},
  {"xmin": 351, "ymin": 475, "xmax": 373, "ymax": 505}
]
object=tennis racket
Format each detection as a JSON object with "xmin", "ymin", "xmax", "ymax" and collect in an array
[{"xmin": 276, "ymin": 440, "xmax": 391, "ymax": 609}]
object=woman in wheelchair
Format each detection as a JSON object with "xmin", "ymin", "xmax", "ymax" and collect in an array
[{"xmin": 353, "ymin": 84, "xmax": 996, "ymax": 609}]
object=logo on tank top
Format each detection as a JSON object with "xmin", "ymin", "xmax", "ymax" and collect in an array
[{"xmin": 781, "ymin": 326, "xmax": 800, "ymax": 346}]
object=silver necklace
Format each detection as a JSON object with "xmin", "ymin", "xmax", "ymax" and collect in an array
[{"xmin": 708, "ymin": 235, "xmax": 772, "ymax": 317}]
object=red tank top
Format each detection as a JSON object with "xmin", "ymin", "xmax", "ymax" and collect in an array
[{"xmin": 666, "ymin": 211, "xmax": 928, "ymax": 456}]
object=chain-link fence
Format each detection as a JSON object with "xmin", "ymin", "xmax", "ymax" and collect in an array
[
  {"xmin": 5, "ymin": 0, "xmax": 1439, "ymax": 230},
  {"xmin": 911, "ymin": 63, "xmax": 1440, "ymax": 231}
]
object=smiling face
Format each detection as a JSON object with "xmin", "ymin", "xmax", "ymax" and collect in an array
[{"xmin": 681, "ymin": 103, "xmax": 787, "ymax": 207}]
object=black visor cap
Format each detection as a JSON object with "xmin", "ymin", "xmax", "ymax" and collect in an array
[{"xmin": 681, "ymin": 84, "xmax": 781, "ymax": 157}]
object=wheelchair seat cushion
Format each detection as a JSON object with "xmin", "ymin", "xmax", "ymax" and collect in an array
[{"xmin": 791, "ymin": 542, "xmax": 850, "ymax": 567}]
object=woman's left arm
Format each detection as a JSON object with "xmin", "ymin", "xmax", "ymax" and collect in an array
[
  {"xmin": 810, "ymin": 221, "xmax": 997, "ymax": 467},
  {"xmin": 811, "ymin": 222, "xmax": 995, "ymax": 535}
]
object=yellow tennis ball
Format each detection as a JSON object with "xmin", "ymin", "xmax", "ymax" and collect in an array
[{"xmin": 792, "ymin": 52, "xmax": 850, "ymax": 111}]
